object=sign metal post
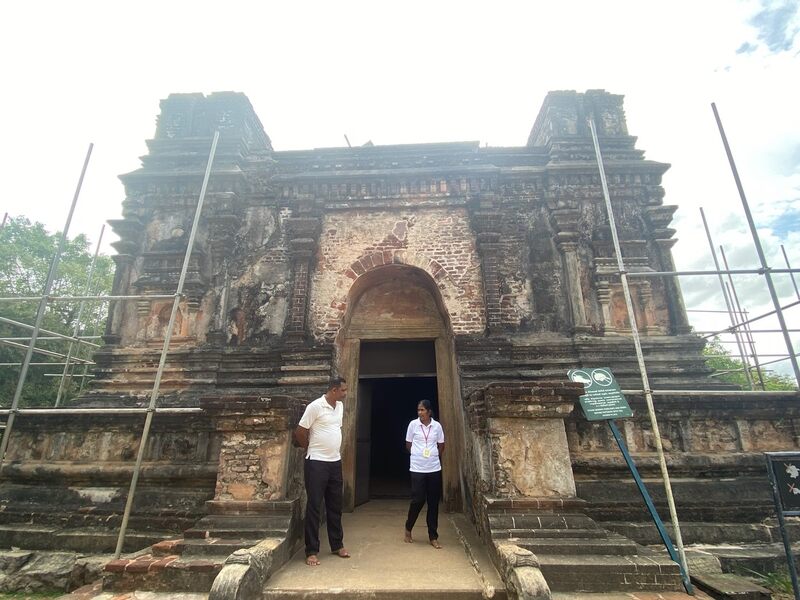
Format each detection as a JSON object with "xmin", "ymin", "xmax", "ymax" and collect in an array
[
  {"xmin": 765, "ymin": 452, "xmax": 800, "ymax": 600},
  {"xmin": 568, "ymin": 367, "xmax": 692, "ymax": 594}
]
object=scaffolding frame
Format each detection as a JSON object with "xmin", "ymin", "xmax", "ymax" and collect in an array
[{"xmin": 0, "ymin": 104, "xmax": 795, "ymax": 571}]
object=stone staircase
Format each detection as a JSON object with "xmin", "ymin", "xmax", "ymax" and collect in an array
[
  {"xmin": 485, "ymin": 497, "xmax": 684, "ymax": 594},
  {"xmin": 102, "ymin": 498, "xmax": 300, "ymax": 594}
]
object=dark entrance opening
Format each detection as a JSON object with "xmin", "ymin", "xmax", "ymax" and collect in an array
[{"xmin": 356, "ymin": 341, "xmax": 438, "ymax": 505}]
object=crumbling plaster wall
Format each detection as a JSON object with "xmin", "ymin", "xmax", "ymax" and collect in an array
[{"xmin": 221, "ymin": 205, "xmax": 291, "ymax": 345}]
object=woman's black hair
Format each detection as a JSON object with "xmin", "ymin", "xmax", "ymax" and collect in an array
[{"xmin": 417, "ymin": 399, "xmax": 433, "ymax": 416}]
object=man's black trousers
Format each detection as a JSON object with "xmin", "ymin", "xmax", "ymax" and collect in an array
[
  {"xmin": 405, "ymin": 470, "xmax": 442, "ymax": 541},
  {"xmin": 304, "ymin": 458, "xmax": 344, "ymax": 556}
]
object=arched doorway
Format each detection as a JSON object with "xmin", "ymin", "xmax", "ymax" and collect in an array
[{"xmin": 336, "ymin": 264, "xmax": 464, "ymax": 512}]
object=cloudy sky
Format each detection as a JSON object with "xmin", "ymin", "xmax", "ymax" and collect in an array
[{"xmin": 1, "ymin": 0, "xmax": 798, "ymax": 377}]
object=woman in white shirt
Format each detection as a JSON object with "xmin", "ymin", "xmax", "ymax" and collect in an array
[{"xmin": 403, "ymin": 399, "xmax": 445, "ymax": 548}]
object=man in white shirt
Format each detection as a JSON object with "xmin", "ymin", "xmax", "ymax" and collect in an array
[{"xmin": 294, "ymin": 376, "xmax": 349, "ymax": 566}]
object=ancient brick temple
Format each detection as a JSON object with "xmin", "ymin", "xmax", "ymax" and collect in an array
[{"xmin": 2, "ymin": 90, "xmax": 798, "ymax": 597}]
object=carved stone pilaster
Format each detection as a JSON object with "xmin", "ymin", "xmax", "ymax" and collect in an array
[
  {"xmin": 638, "ymin": 281, "xmax": 662, "ymax": 334},
  {"xmin": 469, "ymin": 196, "xmax": 503, "ymax": 333},
  {"xmin": 596, "ymin": 282, "xmax": 613, "ymax": 335},
  {"xmin": 550, "ymin": 208, "xmax": 591, "ymax": 333},
  {"xmin": 285, "ymin": 212, "xmax": 322, "ymax": 344}
]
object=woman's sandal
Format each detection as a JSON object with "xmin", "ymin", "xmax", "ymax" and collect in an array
[
  {"xmin": 306, "ymin": 554, "xmax": 321, "ymax": 566},
  {"xmin": 404, "ymin": 530, "xmax": 413, "ymax": 543},
  {"xmin": 430, "ymin": 539, "xmax": 442, "ymax": 549},
  {"xmin": 332, "ymin": 548, "xmax": 351, "ymax": 558}
]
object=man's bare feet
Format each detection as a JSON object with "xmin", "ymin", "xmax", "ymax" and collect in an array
[
  {"xmin": 404, "ymin": 530, "xmax": 413, "ymax": 543},
  {"xmin": 306, "ymin": 554, "xmax": 321, "ymax": 566},
  {"xmin": 430, "ymin": 539, "xmax": 442, "ymax": 549},
  {"xmin": 332, "ymin": 548, "xmax": 351, "ymax": 558}
]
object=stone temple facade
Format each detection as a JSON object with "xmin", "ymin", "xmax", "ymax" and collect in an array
[{"xmin": 2, "ymin": 90, "xmax": 798, "ymax": 597}]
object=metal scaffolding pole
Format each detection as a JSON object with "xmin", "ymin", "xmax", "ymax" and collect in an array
[
  {"xmin": 712, "ymin": 102, "xmax": 800, "ymax": 385},
  {"xmin": 0, "ymin": 294, "xmax": 176, "ymax": 303},
  {"xmin": 621, "ymin": 389, "xmax": 798, "ymax": 397},
  {"xmin": 694, "ymin": 329, "xmax": 800, "ymax": 335},
  {"xmin": 77, "ymin": 310, "xmax": 103, "ymax": 396},
  {"xmin": 55, "ymin": 225, "xmax": 105, "ymax": 407},
  {"xmin": 114, "ymin": 130, "xmax": 220, "ymax": 559},
  {"xmin": 0, "ymin": 339, "xmax": 93, "ymax": 364},
  {"xmin": 589, "ymin": 119, "xmax": 691, "ymax": 590},
  {"xmin": 626, "ymin": 268, "xmax": 800, "ymax": 277},
  {"xmin": 0, "ymin": 143, "xmax": 93, "ymax": 473},
  {"xmin": 699, "ymin": 208, "xmax": 753, "ymax": 388},
  {"xmin": 721, "ymin": 246, "xmax": 766, "ymax": 389},
  {"xmin": 0, "ymin": 336, "xmax": 100, "ymax": 343},
  {"xmin": 0, "ymin": 316, "xmax": 102, "ymax": 347},
  {"xmin": 0, "ymin": 407, "xmax": 202, "ymax": 416},
  {"xmin": 700, "ymin": 299, "xmax": 800, "ymax": 339},
  {"xmin": 0, "ymin": 362, "xmax": 95, "ymax": 367},
  {"xmin": 782, "ymin": 245, "xmax": 800, "ymax": 302}
]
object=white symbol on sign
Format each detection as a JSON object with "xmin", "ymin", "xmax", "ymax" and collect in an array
[
  {"xmin": 592, "ymin": 369, "xmax": 613, "ymax": 386},
  {"xmin": 569, "ymin": 370, "xmax": 592, "ymax": 387},
  {"xmin": 790, "ymin": 483, "xmax": 800, "ymax": 495},
  {"xmin": 786, "ymin": 463, "xmax": 800, "ymax": 478}
]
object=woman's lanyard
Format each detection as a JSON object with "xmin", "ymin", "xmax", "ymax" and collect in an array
[{"xmin": 420, "ymin": 421, "xmax": 432, "ymax": 458}]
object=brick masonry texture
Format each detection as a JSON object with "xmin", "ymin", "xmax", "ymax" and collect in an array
[{"xmin": 309, "ymin": 208, "xmax": 486, "ymax": 341}]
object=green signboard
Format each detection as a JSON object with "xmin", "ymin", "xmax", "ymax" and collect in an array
[{"xmin": 567, "ymin": 367, "xmax": 633, "ymax": 421}]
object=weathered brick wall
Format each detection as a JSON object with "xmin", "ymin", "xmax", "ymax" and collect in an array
[
  {"xmin": 214, "ymin": 429, "xmax": 289, "ymax": 501},
  {"xmin": 309, "ymin": 208, "xmax": 486, "ymax": 342}
]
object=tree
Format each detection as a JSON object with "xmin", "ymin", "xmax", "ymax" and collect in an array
[
  {"xmin": 703, "ymin": 337, "xmax": 797, "ymax": 391},
  {"xmin": 0, "ymin": 216, "xmax": 114, "ymax": 406}
]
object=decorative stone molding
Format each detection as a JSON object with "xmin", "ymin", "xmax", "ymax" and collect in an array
[{"xmin": 496, "ymin": 543, "xmax": 551, "ymax": 600}]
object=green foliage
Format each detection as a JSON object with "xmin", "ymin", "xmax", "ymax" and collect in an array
[
  {"xmin": 704, "ymin": 337, "xmax": 798, "ymax": 391},
  {"xmin": 0, "ymin": 592, "xmax": 65, "ymax": 599},
  {"xmin": 0, "ymin": 216, "xmax": 114, "ymax": 406},
  {"xmin": 744, "ymin": 567, "xmax": 794, "ymax": 595}
]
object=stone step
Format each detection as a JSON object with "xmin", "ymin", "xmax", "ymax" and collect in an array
[
  {"xmin": 538, "ymin": 554, "xmax": 683, "ymax": 593},
  {"xmin": 511, "ymin": 536, "xmax": 641, "ymax": 556},
  {"xmin": 277, "ymin": 375, "xmax": 330, "ymax": 385},
  {"xmin": 0, "ymin": 525, "xmax": 160, "ymax": 554},
  {"xmin": 104, "ymin": 554, "xmax": 222, "ymax": 593},
  {"xmin": 281, "ymin": 351, "xmax": 333, "ymax": 361},
  {"xmin": 185, "ymin": 527, "xmax": 287, "ymax": 540},
  {"xmin": 551, "ymin": 593, "xmax": 713, "ymax": 600},
  {"xmin": 604, "ymin": 520, "xmax": 800, "ymax": 546},
  {"xmin": 216, "ymin": 364, "xmax": 281, "ymax": 372},
  {"xmin": 492, "ymin": 528, "xmax": 608, "ymax": 540},
  {"xmin": 488, "ymin": 513, "xmax": 598, "ymax": 530},
  {"xmin": 205, "ymin": 499, "xmax": 297, "ymax": 515},
  {"xmin": 175, "ymin": 537, "xmax": 265, "ymax": 557},
  {"xmin": 691, "ymin": 573, "xmax": 771, "ymax": 599},
  {"xmin": 263, "ymin": 590, "xmax": 489, "ymax": 600},
  {"xmin": 184, "ymin": 515, "xmax": 291, "ymax": 539}
]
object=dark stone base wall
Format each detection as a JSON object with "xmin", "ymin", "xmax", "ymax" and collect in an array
[{"xmin": 0, "ymin": 413, "xmax": 220, "ymax": 537}]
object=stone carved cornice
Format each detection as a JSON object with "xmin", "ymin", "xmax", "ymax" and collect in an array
[{"xmin": 467, "ymin": 382, "xmax": 581, "ymax": 432}]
